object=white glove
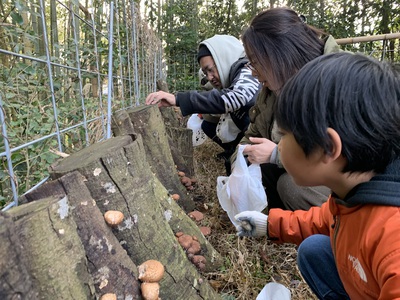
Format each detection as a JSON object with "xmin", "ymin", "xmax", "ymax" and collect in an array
[{"xmin": 235, "ymin": 211, "xmax": 268, "ymax": 237}]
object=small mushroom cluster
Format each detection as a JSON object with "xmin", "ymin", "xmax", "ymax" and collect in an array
[
  {"xmin": 187, "ymin": 211, "xmax": 212, "ymax": 237},
  {"xmin": 175, "ymin": 232, "xmax": 206, "ymax": 271},
  {"xmin": 138, "ymin": 259, "xmax": 165, "ymax": 300},
  {"xmin": 177, "ymin": 170, "xmax": 197, "ymax": 191}
]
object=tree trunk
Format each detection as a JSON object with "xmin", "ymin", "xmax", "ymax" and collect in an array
[
  {"xmin": 165, "ymin": 126, "xmax": 195, "ymax": 177},
  {"xmin": 0, "ymin": 213, "xmax": 38, "ymax": 300},
  {"xmin": 2, "ymin": 196, "xmax": 96, "ymax": 299},
  {"xmin": 111, "ymin": 105, "xmax": 196, "ymax": 211},
  {"xmin": 152, "ymin": 78, "xmax": 194, "ymax": 177},
  {"xmin": 12, "ymin": 171, "xmax": 143, "ymax": 299},
  {"xmin": 147, "ymin": 105, "xmax": 194, "ymax": 177},
  {"xmin": 43, "ymin": 134, "xmax": 222, "ymax": 299}
]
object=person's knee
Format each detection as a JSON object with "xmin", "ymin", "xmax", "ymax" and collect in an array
[
  {"xmin": 298, "ymin": 235, "xmax": 349, "ymax": 300},
  {"xmin": 298, "ymin": 235, "xmax": 331, "ymax": 267},
  {"xmin": 298, "ymin": 235, "xmax": 322, "ymax": 263}
]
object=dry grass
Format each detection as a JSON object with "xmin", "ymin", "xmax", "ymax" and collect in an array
[{"xmin": 192, "ymin": 139, "xmax": 317, "ymax": 300}]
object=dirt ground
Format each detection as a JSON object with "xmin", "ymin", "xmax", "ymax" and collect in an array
[{"xmin": 191, "ymin": 139, "xmax": 317, "ymax": 300}]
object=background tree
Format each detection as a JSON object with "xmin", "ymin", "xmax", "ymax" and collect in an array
[{"xmin": 148, "ymin": 0, "xmax": 399, "ymax": 92}]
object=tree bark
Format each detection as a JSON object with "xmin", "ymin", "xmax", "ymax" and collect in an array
[
  {"xmin": 58, "ymin": 171, "xmax": 142, "ymax": 298},
  {"xmin": 156, "ymin": 73, "xmax": 194, "ymax": 174},
  {"xmin": 45, "ymin": 134, "xmax": 222, "ymax": 299},
  {"xmin": 2, "ymin": 195, "xmax": 96, "ymax": 299},
  {"xmin": 111, "ymin": 105, "xmax": 195, "ymax": 211},
  {"xmin": 165, "ymin": 126, "xmax": 195, "ymax": 178},
  {"xmin": 13, "ymin": 171, "xmax": 143, "ymax": 299},
  {"xmin": 0, "ymin": 213, "xmax": 38, "ymax": 300}
]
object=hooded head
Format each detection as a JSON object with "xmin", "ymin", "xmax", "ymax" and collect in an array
[
  {"xmin": 197, "ymin": 45, "xmax": 212, "ymax": 63},
  {"xmin": 198, "ymin": 35, "xmax": 245, "ymax": 88}
]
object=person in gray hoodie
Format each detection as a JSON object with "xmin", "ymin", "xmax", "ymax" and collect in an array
[{"xmin": 146, "ymin": 35, "xmax": 261, "ymax": 173}]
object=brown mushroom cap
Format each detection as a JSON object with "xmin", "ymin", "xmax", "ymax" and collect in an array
[
  {"xmin": 138, "ymin": 260, "xmax": 165, "ymax": 283},
  {"xmin": 178, "ymin": 234, "xmax": 193, "ymax": 249},
  {"xmin": 187, "ymin": 240, "xmax": 201, "ymax": 255},
  {"xmin": 188, "ymin": 210, "xmax": 204, "ymax": 221},
  {"xmin": 171, "ymin": 194, "xmax": 180, "ymax": 201},
  {"xmin": 192, "ymin": 255, "xmax": 207, "ymax": 270},
  {"xmin": 104, "ymin": 210, "xmax": 124, "ymax": 226},
  {"xmin": 100, "ymin": 293, "xmax": 117, "ymax": 300},
  {"xmin": 141, "ymin": 282, "xmax": 160, "ymax": 300},
  {"xmin": 197, "ymin": 262, "xmax": 206, "ymax": 271},
  {"xmin": 180, "ymin": 176, "xmax": 191, "ymax": 185},
  {"xmin": 199, "ymin": 226, "xmax": 211, "ymax": 236},
  {"xmin": 192, "ymin": 255, "xmax": 206, "ymax": 265},
  {"xmin": 177, "ymin": 171, "xmax": 185, "ymax": 177},
  {"xmin": 175, "ymin": 231, "xmax": 184, "ymax": 238}
]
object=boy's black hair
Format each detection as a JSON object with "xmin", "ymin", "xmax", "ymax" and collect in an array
[{"xmin": 276, "ymin": 52, "xmax": 400, "ymax": 173}]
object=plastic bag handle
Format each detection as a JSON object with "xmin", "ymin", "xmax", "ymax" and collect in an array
[{"xmin": 234, "ymin": 145, "xmax": 249, "ymax": 174}]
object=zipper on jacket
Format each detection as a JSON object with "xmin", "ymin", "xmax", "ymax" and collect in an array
[{"xmin": 331, "ymin": 215, "xmax": 340, "ymax": 258}]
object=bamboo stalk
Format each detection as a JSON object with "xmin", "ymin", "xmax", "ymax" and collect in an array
[{"xmin": 336, "ymin": 33, "xmax": 400, "ymax": 45}]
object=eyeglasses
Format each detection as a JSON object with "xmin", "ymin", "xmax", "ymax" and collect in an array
[
  {"xmin": 202, "ymin": 64, "xmax": 217, "ymax": 77},
  {"xmin": 245, "ymin": 62, "xmax": 257, "ymax": 72}
]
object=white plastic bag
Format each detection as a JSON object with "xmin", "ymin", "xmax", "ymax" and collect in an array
[
  {"xmin": 217, "ymin": 145, "xmax": 268, "ymax": 226},
  {"xmin": 256, "ymin": 282, "xmax": 291, "ymax": 300},
  {"xmin": 216, "ymin": 113, "xmax": 242, "ymax": 143},
  {"xmin": 187, "ymin": 114, "xmax": 208, "ymax": 146}
]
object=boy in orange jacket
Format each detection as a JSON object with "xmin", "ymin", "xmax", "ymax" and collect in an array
[{"xmin": 235, "ymin": 52, "xmax": 400, "ymax": 299}]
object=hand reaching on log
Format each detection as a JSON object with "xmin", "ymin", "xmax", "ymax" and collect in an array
[{"xmin": 145, "ymin": 91, "xmax": 176, "ymax": 107}]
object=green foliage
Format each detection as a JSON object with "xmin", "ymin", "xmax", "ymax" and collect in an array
[
  {"xmin": 153, "ymin": 0, "xmax": 400, "ymax": 93},
  {"xmin": 0, "ymin": 0, "xmax": 162, "ymax": 208}
]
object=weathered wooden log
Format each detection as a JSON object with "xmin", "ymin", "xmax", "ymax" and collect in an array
[
  {"xmin": 159, "ymin": 106, "xmax": 182, "ymax": 128},
  {"xmin": 0, "ymin": 212, "xmax": 38, "ymax": 300},
  {"xmin": 3, "ymin": 196, "xmax": 96, "ymax": 299},
  {"xmin": 15, "ymin": 172, "xmax": 142, "ymax": 299},
  {"xmin": 112, "ymin": 105, "xmax": 195, "ymax": 212},
  {"xmin": 58, "ymin": 171, "xmax": 142, "ymax": 298},
  {"xmin": 112, "ymin": 105, "xmax": 194, "ymax": 178},
  {"xmin": 165, "ymin": 126, "xmax": 195, "ymax": 178},
  {"xmin": 48, "ymin": 134, "xmax": 223, "ymax": 300},
  {"xmin": 155, "ymin": 80, "xmax": 194, "ymax": 175},
  {"xmin": 156, "ymin": 78, "xmax": 169, "ymax": 93}
]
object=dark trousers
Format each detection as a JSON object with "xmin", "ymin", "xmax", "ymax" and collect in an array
[
  {"xmin": 298, "ymin": 235, "xmax": 350, "ymax": 299},
  {"xmin": 201, "ymin": 120, "xmax": 244, "ymax": 175},
  {"xmin": 260, "ymin": 163, "xmax": 330, "ymax": 212},
  {"xmin": 260, "ymin": 163, "xmax": 287, "ymax": 210}
]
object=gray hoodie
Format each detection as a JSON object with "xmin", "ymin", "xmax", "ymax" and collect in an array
[{"xmin": 176, "ymin": 35, "xmax": 261, "ymax": 134}]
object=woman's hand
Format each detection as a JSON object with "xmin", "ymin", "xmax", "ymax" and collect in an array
[
  {"xmin": 145, "ymin": 91, "xmax": 176, "ymax": 107},
  {"xmin": 243, "ymin": 137, "xmax": 276, "ymax": 164}
]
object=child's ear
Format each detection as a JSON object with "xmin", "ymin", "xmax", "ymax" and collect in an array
[{"xmin": 322, "ymin": 128, "xmax": 342, "ymax": 163}]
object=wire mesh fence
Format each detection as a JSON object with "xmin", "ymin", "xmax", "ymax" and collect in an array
[
  {"xmin": 165, "ymin": 52, "xmax": 204, "ymax": 92},
  {"xmin": 0, "ymin": 0, "xmax": 163, "ymax": 210}
]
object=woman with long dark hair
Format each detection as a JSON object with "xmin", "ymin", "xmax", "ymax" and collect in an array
[{"xmin": 234, "ymin": 7, "xmax": 342, "ymax": 211}]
